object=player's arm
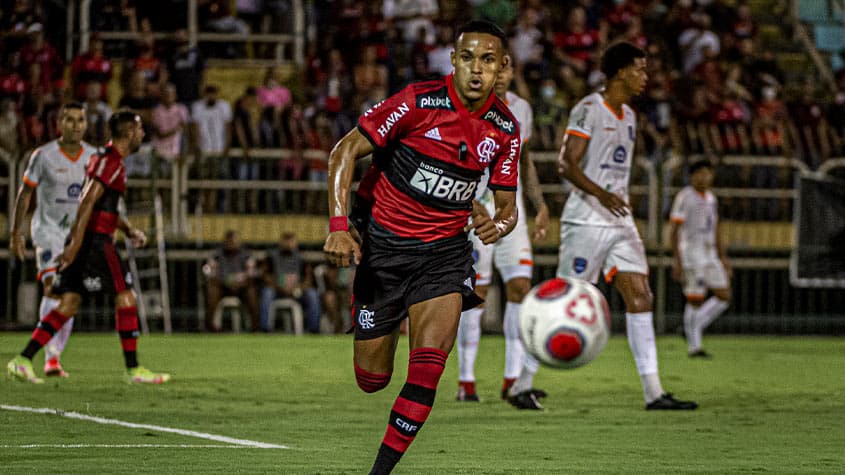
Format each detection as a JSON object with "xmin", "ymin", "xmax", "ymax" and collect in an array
[
  {"xmin": 60, "ymin": 179, "xmax": 105, "ymax": 269},
  {"xmin": 9, "ymin": 182, "xmax": 35, "ymax": 260},
  {"xmin": 117, "ymin": 215, "xmax": 147, "ymax": 248},
  {"xmin": 716, "ymin": 219, "xmax": 732, "ymax": 278},
  {"xmin": 669, "ymin": 219, "xmax": 683, "ymax": 282},
  {"xmin": 520, "ymin": 148, "xmax": 549, "ymax": 241},
  {"xmin": 557, "ymin": 134, "xmax": 629, "ymax": 217},
  {"xmin": 324, "ymin": 128, "xmax": 373, "ymax": 267}
]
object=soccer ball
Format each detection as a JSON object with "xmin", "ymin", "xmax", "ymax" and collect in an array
[{"xmin": 519, "ymin": 277, "xmax": 611, "ymax": 369}]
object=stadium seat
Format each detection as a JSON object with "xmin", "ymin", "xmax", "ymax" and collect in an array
[
  {"xmin": 213, "ymin": 297, "xmax": 244, "ymax": 333},
  {"xmin": 815, "ymin": 24, "xmax": 845, "ymax": 52},
  {"xmin": 798, "ymin": 0, "xmax": 831, "ymax": 23},
  {"xmin": 268, "ymin": 298, "xmax": 304, "ymax": 335}
]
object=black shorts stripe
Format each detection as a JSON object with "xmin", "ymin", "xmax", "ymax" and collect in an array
[{"xmin": 398, "ymin": 382, "xmax": 436, "ymax": 407}]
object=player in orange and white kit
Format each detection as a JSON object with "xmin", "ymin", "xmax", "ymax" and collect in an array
[
  {"xmin": 670, "ymin": 159, "xmax": 731, "ymax": 358},
  {"xmin": 8, "ymin": 102, "xmax": 98, "ymax": 377},
  {"xmin": 456, "ymin": 60, "xmax": 550, "ymax": 402}
]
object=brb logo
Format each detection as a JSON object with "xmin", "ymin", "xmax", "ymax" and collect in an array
[
  {"xmin": 410, "ymin": 161, "xmax": 476, "ymax": 202},
  {"xmin": 476, "ymin": 137, "xmax": 499, "ymax": 164},
  {"xmin": 358, "ymin": 308, "xmax": 375, "ymax": 330},
  {"xmin": 67, "ymin": 183, "xmax": 82, "ymax": 198}
]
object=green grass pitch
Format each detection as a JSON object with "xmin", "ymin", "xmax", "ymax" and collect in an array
[{"xmin": 2, "ymin": 333, "xmax": 844, "ymax": 474}]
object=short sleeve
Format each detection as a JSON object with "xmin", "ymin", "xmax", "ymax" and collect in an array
[
  {"xmin": 22, "ymin": 148, "xmax": 42, "ymax": 187},
  {"xmin": 670, "ymin": 190, "xmax": 687, "ymax": 224},
  {"xmin": 190, "ymin": 101, "xmax": 201, "ymax": 122},
  {"xmin": 565, "ymin": 100, "xmax": 594, "ymax": 140},
  {"xmin": 86, "ymin": 154, "xmax": 125, "ymax": 192},
  {"xmin": 221, "ymin": 101, "xmax": 232, "ymax": 123},
  {"xmin": 488, "ymin": 130, "xmax": 521, "ymax": 192},
  {"xmin": 522, "ymin": 104, "xmax": 534, "ymax": 144},
  {"xmin": 357, "ymin": 86, "xmax": 416, "ymax": 149}
]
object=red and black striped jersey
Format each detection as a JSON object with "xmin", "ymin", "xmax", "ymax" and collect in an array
[
  {"xmin": 357, "ymin": 74, "xmax": 521, "ymax": 243},
  {"xmin": 85, "ymin": 145, "xmax": 126, "ymax": 235}
]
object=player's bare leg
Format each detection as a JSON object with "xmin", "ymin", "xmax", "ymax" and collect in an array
[
  {"xmin": 370, "ymin": 293, "xmax": 461, "ymax": 475},
  {"xmin": 353, "ymin": 330, "xmax": 400, "ymax": 393},
  {"xmin": 614, "ymin": 272, "xmax": 696, "ymax": 410}
]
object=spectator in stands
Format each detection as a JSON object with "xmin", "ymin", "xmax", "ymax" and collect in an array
[
  {"xmin": 119, "ymin": 72, "xmax": 156, "ymax": 133},
  {"xmin": 475, "ymin": 0, "xmax": 517, "ymax": 29},
  {"xmin": 354, "ymin": 44, "xmax": 388, "ymax": 113},
  {"xmin": 509, "ymin": 9, "xmax": 543, "ymax": 70},
  {"xmin": 732, "ymin": 2, "xmax": 756, "ymax": 40},
  {"xmin": 231, "ymin": 86, "xmax": 261, "ymax": 212},
  {"xmin": 532, "ymin": 78, "xmax": 568, "ymax": 151},
  {"xmin": 678, "ymin": 13, "xmax": 720, "ymax": 74},
  {"xmin": 191, "ymin": 84, "xmax": 232, "ymax": 211},
  {"xmin": 553, "ymin": 6, "xmax": 603, "ymax": 75},
  {"xmin": 152, "ymin": 83, "xmax": 189, "ymax": 167},
  {"xmin": 788, "ymin": 85, "xmax": 827, "ymax": 169},
  {"xmin": 205, "ymin": 230, "xmax": 260, "ymax": 331},
  {"xmin": 257, "ymin": 66, "xmax": 292, "ymax": 147},
  {"xmin": 18, "ymin": 24, "xmax": 61, "ymax": 93},
  {"xmin": 259, "ymin": 232, "xmax": 321, "ymax": 333},
  {"xmin": 753, "ymin": 85, "xmax": 788, "ymax": 155},
  {"xmin": 125, "ymin": 41, "xmax": 164, "ymax": 96},
  {"xmin": 427, "ymin": 24, "xmax": 454, "ymax": 77},
  {"xmin": 320, "ymin": 263, "xmax": 354, "ymax": 334},
  {"xmin": 0, "ymin": 98, "xmax": 22, "ymax": 162},
  {"xmin": 92, "ymin": 0, "xmax": 138, "ymax": 32},
  {"xmin": 167, "ymin": 29, "xmax": 206, "ymax": 107},
  {"xmin": 82, "ymin": 82, "xmax": 112, "ymax": 146},
  {"xmin": 199, "ymin": 0, "xmax": 250, "ymax": 57},
  {"xmin": 383, "ymin": 0, "xmax": 439, "ymax": 45},
  {"xmin": 0, "ymin": 62, "xmax": 26, "ymax": 103},
  {"xmin": 71, "ymin": 35, "xmax": 113, "ymax": 102}
]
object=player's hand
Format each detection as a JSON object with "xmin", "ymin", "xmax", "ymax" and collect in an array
[
  {"xmin": 10, "ymin": 231, "xmax": 26, "ymax": 260},
  {"xmin": 532, "ymin": 205, "xmax": 549, "ymax": 242},
  {"xmin": 465, "ymin": 200, "xmax": 501, "ymax": 245},
  {"xmin": 324, "ymin": 231, "xmax": 361, "ymax": 267},
  {"xmin": 597, "ymin": 190, "xmax": 630, "ymax": 217},
  {"xmin": 671, "ymin": 261, "xmax": 683, "ymax": 282},
  {"xmin": 58, "ymin": 243, "xmax": 80, "ymax": 271},
  {"xmin": 128, "ymin": 228, "xmax": 148, "ymax": 248}
]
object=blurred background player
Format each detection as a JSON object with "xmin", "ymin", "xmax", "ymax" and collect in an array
[
  {"xmin": 508, "ymin": 42, "xmax": 697, "ymax": 411},
  {"xmin": 456, "ymin": 59, "xmax": 550, "ymax": 402},
  {"xmin": 324, "ymin": 20, "xmax": 520, "ymax": 474},
  {"xmin": 7, "ymin": 110, "xmax": 170, "ymax": 385},
  {"xmin": 670, "ymin": 159, "xmax": 732, "ymax": 358},
  {"xmin": 8, "ymin": 101, "xmax": 98, "ymax": 378}
]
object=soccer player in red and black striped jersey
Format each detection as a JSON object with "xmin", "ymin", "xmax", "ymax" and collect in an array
[
  {"xmin": 324, "ymin": 21, "xmax": 521, "ymax": 474},
  {"xmin": 6, "ymin": 111, "xmax": 170, "ymax": 384}
]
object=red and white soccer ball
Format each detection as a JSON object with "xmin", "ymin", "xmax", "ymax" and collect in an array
[{"xmin": 519, "ymin": 277, "xmax": 611, "ymax": 369}]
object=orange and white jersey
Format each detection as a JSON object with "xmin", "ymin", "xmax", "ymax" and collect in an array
[
  {"xmin": 22, "ymin": 140, "xmax": 98, "ymax": 248},
  {"xmin": 670, "ymin": 186, "xmax": 720, "ymax": 267},
  {"xmin": 561, "ymin": 91, "xmax": 637, "ymax": 227}
]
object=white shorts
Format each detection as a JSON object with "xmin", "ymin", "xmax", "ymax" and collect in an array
[
  {"xmin": 471, "ymin": 204, "xmax": 533, "ymax": 287},
  {"xmin": 35, "ymin": 244, "xmax": 63, "ymax": 283},
  {"xmin": 682, "ymin": 260, "xmax": 729, "ymax": 299},
  {"xmin": 556, "ymin": 223, "xmax": 648, "ymax": 284}
]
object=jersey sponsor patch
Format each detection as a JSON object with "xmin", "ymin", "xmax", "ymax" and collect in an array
[
  {"xmin": 416, "ymin": 89, "xmax": 453, "ymax": 110},
  {"xmin": 409, "ymin": 163, "xmax": 477, "ymax": 201},
  {"xmin": 376, "ymin": 102, "xmax": 410, "ymax": 138},
  {"xmin": 482, "ymin": 107, "xmax": 515, "ymax": 134},
  {"xmin": 573, "ymin": 257, "xmax": 588, "ymax": 274},
  {"xmin": 612, "ymin": 145, "xmax": 626, "ymax": 163}
]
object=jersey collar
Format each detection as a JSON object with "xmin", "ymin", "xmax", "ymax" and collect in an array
[
  {"xmin": 56, "ymin": 139, "xmax": 84, "ymax": 162},
  {"xmin": 446, "ymin": 73, "xmax": 496, "ymax": 119}
]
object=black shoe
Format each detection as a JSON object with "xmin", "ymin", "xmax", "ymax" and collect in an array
[
  {"xmin": 501, "ymin": 387, "xmax": 546, "ymax": 400},
  {"xmin": 688, "ymin": 349, "xmax": 712, "ymax": 359},
  {"xmin": 508, "ymin": 390, "xmax": 544, "ymax": 410},
  {"xmin": 645, "ymin": 393, "xmax": 698, "ymax": 410},
  {"xmin": 456, "ymin": 389, "xmax": 480, "ymax": 402}
]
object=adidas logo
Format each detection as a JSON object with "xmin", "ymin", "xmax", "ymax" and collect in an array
[{"xmin": 425, "ymin": 127, "xmax": 442, "ymax": 141}]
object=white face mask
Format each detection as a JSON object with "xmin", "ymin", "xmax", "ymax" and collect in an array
[
  {"xmin": 762, "ymin": 87, "xmax": 777, "ymax": 101},
  {"xmin": 541, "ymin": 86, "xmax": 555, "ymax": 99}
]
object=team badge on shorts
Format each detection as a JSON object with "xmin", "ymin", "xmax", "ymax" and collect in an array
[
  {"xmin": 358, "ymin": 307, "xmax": 375, "ymax": 330},
  {"xmin": 573, "ymin": 257, "xmax": 588, "ymax": 274},
  {"xmin": 83, "ymin": 276, "xmax": 102, "ymax": 291}
]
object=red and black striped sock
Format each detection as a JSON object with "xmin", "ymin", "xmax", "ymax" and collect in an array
[
  {"xmin": 116, "ymin": 306, "xmax": 139, "ymax": 369},
  {"xmin": 370, "ymin": 347, "xmax": 447, "ymax": 475},
  {"xmin": 355, "ymin": 363, "xmax": 392, "ymax": 393},
  {"xmin": 21, "ymin": 309, "xmax": 71, "ymax": 359}
]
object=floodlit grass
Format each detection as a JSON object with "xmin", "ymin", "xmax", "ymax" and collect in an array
[{"xmin": 1, "ymin": 333, "xmax": 844, "ymax": 474}]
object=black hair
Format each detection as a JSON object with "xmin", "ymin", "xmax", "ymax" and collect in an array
[
  {"xmin": 455, "ymin": 20, "xmax": 508, "ymax": 50},
  {"xmin": 688, "ymin": 159, "xmax": 713, "ymax": 175},
  {"xmin": 108, "ymin": 109, "xmax": 141, "ymax": 138},
  {"xmin": 204, "ymin": 85, "xmax": 219, "ymax": 94},
  {"xmin": 600, "ymin": 42, "xmax": 646, "ymax": 80},
  {"xmin": 59, "ymin": 101, "xmax": 86, "ymax": 116}
]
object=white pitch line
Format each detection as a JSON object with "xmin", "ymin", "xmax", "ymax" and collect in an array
[
  {"xmin": 0, "ymin": 444, "xmax": 253, "ymax": 449},
  {"xmin": 0, "ymin": 404, "xmax": 288, "ymax": 449}
]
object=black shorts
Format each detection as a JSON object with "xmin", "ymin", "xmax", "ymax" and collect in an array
[
  {"xmin": 52, "ymin": 232, "xmax": 132, "ymax": 297},
  {"xmin": 351, "ymin": 224, "xmax": 483, "ymax": 340}
]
